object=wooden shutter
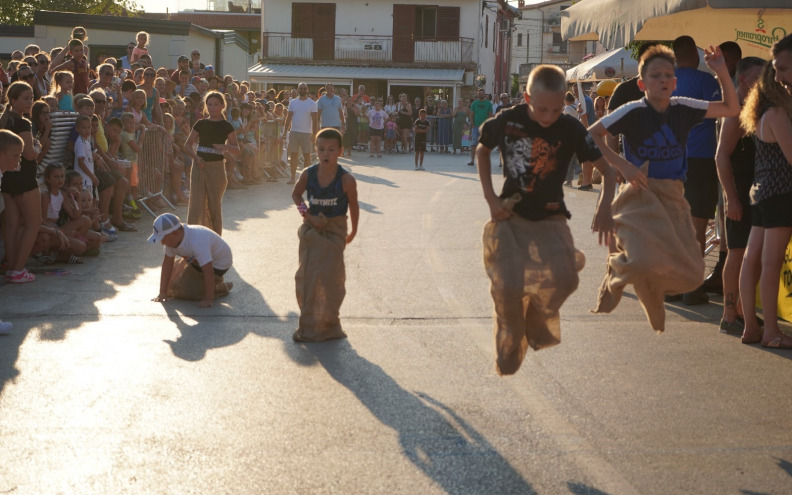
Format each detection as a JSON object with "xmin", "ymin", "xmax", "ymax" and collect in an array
[
  {"xmin": 313, "ymin": 3, "xmax": 336, "ymax": 60},
  {"xmin": 292, "ymin": 3, "xmax": 314, "ymax": 38},
  {"xmin": 393, "ymin": 4, "xmax": 415, "ymax": 63},
  {"xmin": 436, "ymin": 6, "xmax": 460, "ymax": 41}
]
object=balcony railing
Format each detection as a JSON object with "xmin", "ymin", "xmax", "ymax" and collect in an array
[{"xmin": 261, "ymin": 32, "xmax": 474, "ymax": 65}]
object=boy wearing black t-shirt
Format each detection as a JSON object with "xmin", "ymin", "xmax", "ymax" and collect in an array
[
  {"xmin": 413, "ymin": 109, "xmax": 429, "ymax": 170},
  {"xmin": 476, "ymin": 65, "xmax": 616, "ymax": 375},
  {"xmin": 588, "ymin": 45, "xmax": 739, "ymax": 331}
]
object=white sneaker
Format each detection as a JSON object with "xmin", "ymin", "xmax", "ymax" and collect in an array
[{"xmin": 0, "ymin": 320, "xmax": 12, "ymax": 334}]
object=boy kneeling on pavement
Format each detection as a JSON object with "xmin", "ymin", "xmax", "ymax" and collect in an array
[{"xmin": 148, "ymin": 213, "xmax": 233, "ymax": 308}]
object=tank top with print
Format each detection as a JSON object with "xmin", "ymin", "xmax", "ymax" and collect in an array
[
  {"xmin": 750, "ymin": 111, "xmax": 792, "ymax": 204},
  {"xmin": 306, "ymin": 164, "xmax": 348, "ymax": 218}
]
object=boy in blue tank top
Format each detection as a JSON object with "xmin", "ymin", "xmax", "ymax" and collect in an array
[{"xmin": 291, "ymin": 128, "xmax": 359, "ymax": 342}]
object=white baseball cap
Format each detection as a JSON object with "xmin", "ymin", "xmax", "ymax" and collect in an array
[{"xmin": 147, "ymin": 213, "xmax": 182, "ymax": 243}]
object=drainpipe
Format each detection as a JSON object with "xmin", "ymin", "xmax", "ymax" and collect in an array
[{"xmin": 215, "ymin": 35, "xmax": 222, "ymax": 76}]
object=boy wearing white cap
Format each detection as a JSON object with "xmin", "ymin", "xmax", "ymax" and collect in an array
[{"xmin": 148, "ymin": 213, "xmax": 233, "ymax": 307}]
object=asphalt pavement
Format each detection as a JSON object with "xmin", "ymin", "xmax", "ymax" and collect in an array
[{"xmin": 1, "ymin": 149, "xmax": 791, "ymax": 494}]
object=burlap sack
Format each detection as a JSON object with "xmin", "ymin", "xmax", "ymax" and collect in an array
[
  {"xmin": 593, "ymin": 178, "xmax": 704, "ymax": 331},
  {"xmin": 483, "ymin": 202, "xmax": 585, "ymax": 376},
  {"xmin": 293, "ymin": 215, "xmax": 348, "ymax": 342},
  {"xmin": 167, "ymin": 258, "xmax": 231, "ymax": 301}
]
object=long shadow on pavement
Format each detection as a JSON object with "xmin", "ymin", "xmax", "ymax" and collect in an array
[
  {"xmin": 300, "ymin": 339, "xmax": 536, "ymax": 495},
  {"xmin": 161, "ymin": 271, "xmax": 294, "ymax": 361}
]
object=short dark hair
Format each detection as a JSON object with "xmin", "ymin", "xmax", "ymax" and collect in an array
[
  {"xmin": 772, "ymin": 32, "xmax": 792, "ymax": 58},
  {"xmin": 736, "ymin": 56, "xmax": 766, "ymax": 77},
  {"xmin": 0, "ymin": 129, "xmax": 24, "ymax": 152},
  {"xmin": 315, "ymin": 127, "xmax": 343, "ymax": 148}
]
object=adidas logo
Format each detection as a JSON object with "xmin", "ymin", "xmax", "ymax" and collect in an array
[{"xmin": 636, "ymin": 124, "xmax": 684, "ymax": 161}]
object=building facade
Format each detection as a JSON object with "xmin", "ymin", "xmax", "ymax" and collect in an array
[
  {"xmin": 250, "ymin": 0, "xmax": 518, "ymax": 102},
  {"xmin": 511, "ymin": 0, "xmax": 601, "ymax": 91}
]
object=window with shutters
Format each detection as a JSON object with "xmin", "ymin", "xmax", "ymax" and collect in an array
[
  {"xmin": 485, "ymin": 15, "xmax": 488, "ymax": 48},
  {"xmin": 517, "ymin": 33, "xmax": 522, "ymax": 47},
  {"xmin": 414, "ymin": 6, "xmax": 437, "ymax": 39}
]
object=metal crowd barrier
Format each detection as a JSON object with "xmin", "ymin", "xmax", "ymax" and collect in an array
[
  {"xmin": 425, "ymin": 115, "xmax": 453, "ymax": 149},
  {"xmin": 257, "ymin": 120, "xmax": 288, "ymax": 180},
  {"xmin": 40, "ymin": 111, "xmax": 79, "ymax": 175},
  {"xmin": 138, "ymin": 128, "xmax": 175, "ymax": 217}
]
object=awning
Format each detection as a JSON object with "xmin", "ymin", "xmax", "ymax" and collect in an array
[{"xmin": 247, "ymin": 63, "xmax": 464, "ymax": 86}]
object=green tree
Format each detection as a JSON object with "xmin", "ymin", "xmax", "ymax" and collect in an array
[
  {"xmin": 0, "ymin": 0, "xmax": 140, "ymax": 26},
  {"xmin": 510, "ymin": 73, "xmax": 520, "ymax": 97},
  {"xmin": 625, "ymin": 40, "xmax": 672, "ymax": 60}
]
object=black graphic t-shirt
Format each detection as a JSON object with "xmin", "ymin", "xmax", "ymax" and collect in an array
[{"xmin": 479, "ymin": 104, "xmax": 602, "ymax": 220}]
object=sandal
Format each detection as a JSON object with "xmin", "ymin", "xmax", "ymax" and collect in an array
[
  {"xmin": 34, "ymin": 254, "xmax": 55, "ymax": 265},
  {"xmin": 67, "ymin": 256, "xmax": 83, "ymax": 264},
  {"xmin": 761, "ymin": 336, "xmax": 792, "ymax": 349},
  {"xmin": 112, "ymin": 221, "xmax": 138, "ymax": 232}
]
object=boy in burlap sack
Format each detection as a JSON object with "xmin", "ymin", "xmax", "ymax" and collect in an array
[
  {"xmin": 149, "ymin": 213, "xmax": 233, "ymax": 308},
  {"xmin": 477, "ymin": 65, "xmax": 617, "ymax": 376},
  {"xmin": 291, "ymin": 128, "xmax": 359, "ymax": 342},
  {"xmin": 588, "ymin": 45, "xmax": 739, "ymax": 331}
]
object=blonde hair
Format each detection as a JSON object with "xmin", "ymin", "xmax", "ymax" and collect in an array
[
  {"xmin": 131, "ymin": 89, "xmax": 148, "ymax": 110},
  {"xmin": 50, "ymin": 71, "xmax": 73, "ymax": 97},
  {"xmin": 639, "ymin": 45, "xmax": 676, "ymax": 78},
  {"xmin": 526, "ymin": 65, "xmax": 566, "ymax": 94},
  {"xmin": 136, "ymin": 31, "xmax": 149, "ymax": 47},
  {"xmin": 740, "ymin": 62, "xmax": 792, "ymax": 136}
]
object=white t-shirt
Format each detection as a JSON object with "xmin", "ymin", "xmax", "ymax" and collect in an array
[
  {"xmin": 164, "ymin": 224, "xmax": 233, "ymax": 270},
  {"xmin": 367, "ymin": 109, "xmax": 389, "ymax": 130},
  {"xmin": 287, "ymin": 97, "xmax": 318, "ymax": 133},
  {"xmin": 563, "ymin": 104, "xmax": 580, "ymax": 120},
  {"xmin": 74, "ymin": 136, "xmax": 94, "ymax": 189}
]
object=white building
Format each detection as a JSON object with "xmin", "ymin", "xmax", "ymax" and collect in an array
[
  {"xmin": 511, "ymin": 0, "xmax": 602, "ymax": 91},
  {"xmin": 249, "ymin": 0, "xmax": 518, "ymax": 101}
]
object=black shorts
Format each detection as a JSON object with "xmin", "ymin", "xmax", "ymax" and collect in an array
[
  {"xmin": 684, "ymin": 158, "xmax": 719, "ymax": 219},
  {"xmin": 414, "ymin": 138, "xmax": 426, "ymax": 153},
  {"xmin": 0, "ymin": 162, "xmax": 38, "ymax": 197},
  {"xmin": 368, "ymin": 127, "xmax": 384, "ymax": 138},
  {"xmin": 751, "ymin": 192, "xmax": 792, "ymax": 228},
  {"xmin": 97, "ymin": 170, "xmax": 116, "ymax": 193},
  {"xmin": 190, "ymin": 260, "xmax": 229, "ymax": 276},
  {"xmin": 725, "ymin": 214, "xmax": 752, "ymax": 249}
]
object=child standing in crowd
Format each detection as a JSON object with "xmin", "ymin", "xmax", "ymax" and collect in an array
[
  {"xmin": 384, "ymin": 115, "xmax": 398, "ymax": 153},
  {"xmin": 476, "ymin": 65, "xmax": 616, "ymax": 375},
  {"xmin": 149, "ymin": 213, "xmax": 233, "ymax": 308},
  {"xmin": 0, "ymin": 130, "xmax": 24, "ymax": 330},
  {"xmin": 413, "ymin": 108, "xmax": 429, "ymax": 170},
  {"xmin": 1, "ymin": 82, "xmax": 41, "ymax": 284},
  {"xmin": 50, "ymin": 39, "xmax": 90, "ymax": 96},
  {"xmin": 461, "ymin": 123, "xmax": 471, "ymax": 152},
  {"xmin": 130, "ymin": 31, "xmax": 150, "ymax": 64},
  {"xmin": 51, "ymin": 71, "xmax": 74, "ymax": 112},
  {"xmin": 290, "ymin": 128, "xmax": 359, "ymax": 342},
  {"xmin": 73, "ymin": 115, "xmax": 96, "ymax": 191},
  {"xmin": 126, "ymin": 89, "xmax": 150, "ymax": 126},
  {"xmin": 588, "ymin": 45, "xmax": 739, "ymax": 331},
  {"xmin": 119, "ymin": 112, "xmax": 144, "ymax": 215},
  {"xmin": 367, "ymin": 99, "xmax": 388, "ymax": 158}
]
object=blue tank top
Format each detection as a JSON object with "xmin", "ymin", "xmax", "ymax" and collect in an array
[
  {"xmin": 306, "ymin": 164, "xmax": 348, "ymax": 218},
  {"xmin": 144, "ymin": 94, "xmax": 155, "ymax": 121}
]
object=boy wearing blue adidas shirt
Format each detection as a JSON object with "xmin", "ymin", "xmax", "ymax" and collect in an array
[{"xmin": 588, "ymin": 45, "xmax": 739, "ymax": 330}]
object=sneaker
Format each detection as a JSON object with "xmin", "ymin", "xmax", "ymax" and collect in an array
[
  {"xmin": 0, "ymin": 320, "xmax": 12, "ymax": 334},
  {"xmin": 102, "ymin": 221, "xmax": 118, "ymax": 236},
  {"xmin": 578, "ymin": 184, "xmax": 594, "ymax": 191},
  {"xmin": 682, "ymin": 288, "xmax": 709, "ymax": 305},
  {"xmin": 7, "ymin": 269, "xmax": 35, "ymax": 283},
  {"xmin": 719, "ymin": 318, "xmax": 744, "ymax": 334},
  {"xmin": 418, "ymin": 166, "xmax": 425, "ymax": 171},
  {"xmin": 467, "ymin": 161, "xmax": 474, "ymax": 166},
  {"xmin": 415, "ymin": 165, "xmax": 419, "ymax": 170}
]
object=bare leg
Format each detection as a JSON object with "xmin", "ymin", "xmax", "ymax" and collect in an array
[
  {"xmin": 759, "ymin": 227, "xmax": 792, "ymax": 346},
  {"xmin": 288, "ymin": 152, "xmax": 299, "ymax": 183},
  {"xmin": 11, "ymin": 190, "xmax": 41, "ymax": 272},
  {"xmin": 739, "ymin": 227, "xmax": 763, "ymax": 343},
  {"xmin": 722, "ymin": 247, "xmax": 745, "ymax": 322}
]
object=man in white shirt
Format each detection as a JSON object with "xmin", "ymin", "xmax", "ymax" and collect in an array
[{"xmin": 282, "ymin": 82, "xmax": 318, "ymax": 184}]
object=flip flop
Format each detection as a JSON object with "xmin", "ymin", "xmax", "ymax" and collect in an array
[
  {"xmin": 112, "ymin": 221, "xmax": 138, "ymax": 232},
  {"xmin": 34, "ymin": 254, "xmax": 55, "ymax": 265},
  {"xmin": 761, "ymin": 336, "xmax": 792, "ymax": 349}
]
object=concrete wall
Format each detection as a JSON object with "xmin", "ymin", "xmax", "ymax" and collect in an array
[{"xmin": 219, "ymin": 39, "xmax": 252, "ymax": 81}]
